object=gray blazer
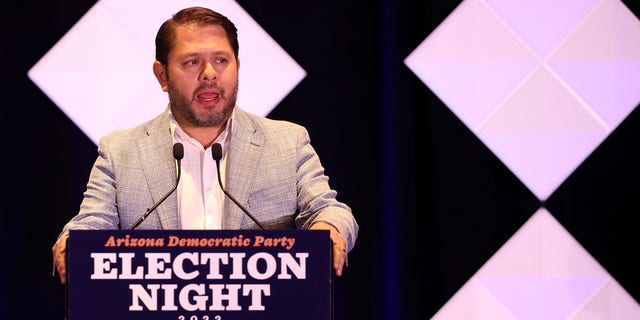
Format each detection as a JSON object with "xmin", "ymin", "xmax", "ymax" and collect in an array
[{"xmin": 61, "ymin": 107, "xmax": 358, "ymax": 251}]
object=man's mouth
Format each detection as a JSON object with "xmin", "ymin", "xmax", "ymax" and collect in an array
[{"xmin": 197, "ymin": 92, "xmax": 220, "ymax": 104}]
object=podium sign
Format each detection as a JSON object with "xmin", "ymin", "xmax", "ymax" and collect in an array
[{"xmin": 67, "ymin": 229, "xmax": 332, "ymax": 320}]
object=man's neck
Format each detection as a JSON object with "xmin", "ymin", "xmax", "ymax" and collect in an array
[{"xmin": 179, "ymin": 123, "xmax": 226, "ymax": 148}]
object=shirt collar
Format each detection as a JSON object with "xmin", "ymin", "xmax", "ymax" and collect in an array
[{"xmin": 168, "ymin": 107, "xmax": 235, "ymax": 153}]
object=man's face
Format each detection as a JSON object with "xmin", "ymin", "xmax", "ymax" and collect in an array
[{"xmin": 155, "ymin": 24, "xmax": 239, "ymax": 128}]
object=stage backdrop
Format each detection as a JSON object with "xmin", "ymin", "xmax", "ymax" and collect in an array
[{"xmin": 2, "ymin": 0, "xmax": 640, "ymax": 319}]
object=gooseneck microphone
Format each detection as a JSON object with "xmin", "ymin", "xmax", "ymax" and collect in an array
[
  {"xmin": 129, "ymin": 142, "xmax": 184, "ymax": 230},
  {"xmin": 211, "ymin": 143, "xmax": 265, "ymax": 230}
]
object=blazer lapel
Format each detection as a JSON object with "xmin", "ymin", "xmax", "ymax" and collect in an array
[
  {"xmin": 223, "ymin": 109, "xmax": 265, "ymax": 229},
  {"xmin": 137, "ymin": 110, "xmax": 180, "ymax": 229}
]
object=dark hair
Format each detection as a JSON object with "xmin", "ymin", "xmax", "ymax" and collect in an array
[{"xmin": 155, "ymin": 7, "xmax": 239, "ymax": 65}]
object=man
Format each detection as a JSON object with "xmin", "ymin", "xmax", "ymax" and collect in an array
[{"xmin": 52, "ymin": 6, "xmax": 358, "ymax": 284}]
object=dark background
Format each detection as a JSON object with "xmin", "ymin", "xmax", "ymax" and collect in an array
[{"xmin": 2, "ymin": 0, "xmax": 640, "ymax": 319}]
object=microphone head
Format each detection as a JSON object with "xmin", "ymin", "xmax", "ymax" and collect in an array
[
  {"xmin": 211, "ymin": 143, "xmax": 223, "ymax": 161},
  {"xmin": 173, "ymin": 143, "xmax": 184, "ymax": 160}
]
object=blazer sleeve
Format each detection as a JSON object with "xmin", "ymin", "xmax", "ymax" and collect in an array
[
  {"xmin": 60, "ymin": 136, "xmax": 122, "ymax": 236},
  {"xmin": 294, "ymin": 127, "xmax": 359, "ymax": 252}
]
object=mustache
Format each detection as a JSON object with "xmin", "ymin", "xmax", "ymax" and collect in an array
[{"xmin": 195, "ymin": 84, "xmax": 224, "ymax": 96}]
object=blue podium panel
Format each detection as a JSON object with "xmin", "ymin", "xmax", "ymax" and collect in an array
[{"xmin": 67, "ymin": 229, "xmax": 332, "ymax": 320}]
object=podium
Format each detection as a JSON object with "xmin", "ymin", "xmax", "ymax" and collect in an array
[{"xmin": 66, "ymin": 229, "xmax": 333, "ymax": 320}]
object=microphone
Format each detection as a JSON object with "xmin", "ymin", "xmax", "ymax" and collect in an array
[
  {"xmin": 129, "ymin": 142, "xmax": 184, "ymax": 230},
  {"xmin": 211, "ymin": 143, "xmax": 265, "ymax": 230}
]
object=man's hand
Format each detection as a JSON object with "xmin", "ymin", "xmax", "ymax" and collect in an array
[
  {"xmin": 52, "ymin": 234, "xmax": 69, "ymax": 285},
  {"xmin": 310, "ymin": 222, "xmax": 348, "ymax": 276}
]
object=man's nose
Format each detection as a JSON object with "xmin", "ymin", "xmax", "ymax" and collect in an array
[{"xmin": 200, "ymin": 62, "xmax": 216, "ymax": 81}]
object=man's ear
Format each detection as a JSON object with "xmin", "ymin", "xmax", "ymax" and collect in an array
[{"xmin": 152, "ymin": 61, "xmax": 169, "ymax": 92}]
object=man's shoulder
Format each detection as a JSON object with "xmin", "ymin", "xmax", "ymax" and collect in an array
[
  {"xmin": 98, "ymin": 110, "xmax": 169, "ymax": 146},
  {"xmin": 236, "ymin": 107, "xmax": 305, "ymax": 132}
]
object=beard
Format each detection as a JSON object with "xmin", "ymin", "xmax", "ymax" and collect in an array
[{"xmin": 167, "ymin": 79, "xmax": 238, "ymax": 127}]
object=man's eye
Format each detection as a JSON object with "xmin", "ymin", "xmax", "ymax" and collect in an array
[
  {"xmin": 188, "ymin": 59, "xmax": 198, "ymax": 65},
  {"xmin": 215, "ymin": 58, "xmax": 227, "ymax": 64}
]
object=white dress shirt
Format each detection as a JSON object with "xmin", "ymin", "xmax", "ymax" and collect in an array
[{"xmin": 169, "ymin": 110, "xmax": 232, "ymax": 229}]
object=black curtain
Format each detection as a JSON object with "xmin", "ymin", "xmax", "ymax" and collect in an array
[{"xmin": 2, "ymin": 0, "xmax": 640, "ymax": 319}]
